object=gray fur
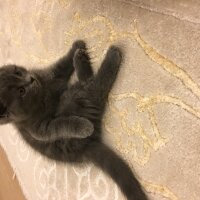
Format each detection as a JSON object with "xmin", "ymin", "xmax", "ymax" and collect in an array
[{"xmin": 0, "ymin": 41, "xmax": 148, "ymax": 200}]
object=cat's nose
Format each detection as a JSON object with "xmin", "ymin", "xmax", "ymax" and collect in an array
[{"xmin": 25, "ymin": 74, "xmax": 35, "ymax": 83}]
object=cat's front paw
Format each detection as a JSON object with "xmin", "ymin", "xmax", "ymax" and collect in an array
[
  {"xmin": 82, "ymin": 121, "xmax": 94, "ymax": 138},
  {"xmin": 72, "ymin": 116, "xmax": 94, "ymax": 138},
  {"xmin": 107, "ymin": 45, "xmax": 123, "ymax": 66},
  {"xmin": 72, "ymin": 40, "xmax": 87, "ymax": 50},
  {"xmin": 77, "ymin": 118, "xmax": 94, "ymax": 138}
]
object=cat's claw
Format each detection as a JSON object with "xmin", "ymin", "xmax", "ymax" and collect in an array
[
  {"xmin": 73, "ymin": 49, "xmax": 90, "ymax": 65},
  {"xmin": 74, "ymin": 49, "xmax": 89, "ymax": 58}
]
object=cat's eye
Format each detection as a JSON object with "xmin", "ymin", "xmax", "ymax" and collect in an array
[
  {"xmin": 18, "ymin": 87, "xmax": 26, "ymax": 96},
  {"xmin": 15, "ymin": 71, "xmax": 22, "ymax": 76}
]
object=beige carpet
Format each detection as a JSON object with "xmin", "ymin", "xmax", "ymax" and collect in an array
[{"xmin": 0, "ymin": 0, "xmax": 200, "ymax": 199}]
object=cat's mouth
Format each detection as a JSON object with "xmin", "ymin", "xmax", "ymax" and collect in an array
[{"xmin": 0, "ymin": 100, "xmax": 9, "ymax": 119}]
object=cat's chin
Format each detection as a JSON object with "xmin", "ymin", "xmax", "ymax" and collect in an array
[
  {"xmin": 0, "ymin": 112, "xmax": 10, "ymax": 124},
  {"xmin": 0, "ymin": 119, "xmax": 10, "ymax": 125}
]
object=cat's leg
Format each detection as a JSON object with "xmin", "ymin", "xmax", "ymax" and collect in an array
[
  {"xmin": 30, "ymin": 116, "xmax": 94, "ymax": 142},
  {"xmin": 73, "ymin": 49, "xmax": 94, "ymax": 82},
  {"xmin": 52, "ymin": 40, "xmax": 87, "ymax": 80},
  {"xmin": 94, "ymin": 46, "xmax": 122, "ymax": 100}
]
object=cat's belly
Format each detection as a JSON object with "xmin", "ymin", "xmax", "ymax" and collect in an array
[{"xmin": 56, "ymin": 82, "xmax": 102, "ymax": 120}]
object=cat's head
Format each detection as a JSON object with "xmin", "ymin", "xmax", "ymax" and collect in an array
[{"xmin": 0, "ymin": 65, "xmax": 42, "ymax": 124}]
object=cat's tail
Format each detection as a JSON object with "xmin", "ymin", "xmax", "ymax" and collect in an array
[{"xmin": 84, "ymin": 141, "xmax": 149, "ymax": 200}]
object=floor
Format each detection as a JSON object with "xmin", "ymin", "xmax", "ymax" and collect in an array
[{"xmin": 0, "ymin": 145, "xmax": 25, "ymax": 200}]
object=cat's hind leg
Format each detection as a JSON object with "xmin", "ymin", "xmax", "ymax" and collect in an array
[
  {"xmin": 94, "ymin": 46, "xmax": 122, "ymax": 101},
  {"xmin": 52, "ymin": 40, "xmax": 87, "ymax": 80},
  {"xmin": 73, "ymin": 49, "xmax": 94, "ymax": 82}
]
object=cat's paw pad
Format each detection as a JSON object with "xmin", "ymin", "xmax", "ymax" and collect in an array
[
  {"xmin": 107, "ymin": 45, "xmax": 122, "ymax": 65},
  {"xmin": 72, "ymin": 40, "xmax": 87, "ymax": 50},
  {"xmin": 74, "ymin": 49, "xmax": 90, "ymax": 62}
]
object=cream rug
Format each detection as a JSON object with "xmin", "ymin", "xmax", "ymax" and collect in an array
[{"xmin": 0, "ymin": 0, "xmax": 200, "ymax": 199}]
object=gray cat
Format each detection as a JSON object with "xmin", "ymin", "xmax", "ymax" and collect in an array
[{"xmin": 0, "ymin": 41, "xmax": 148, "ymax": 200}]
